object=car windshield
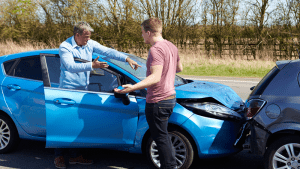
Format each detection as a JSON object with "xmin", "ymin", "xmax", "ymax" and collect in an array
[{"xmin": 102, "ymin": 54, "xmax": 186, "ymax": 86}]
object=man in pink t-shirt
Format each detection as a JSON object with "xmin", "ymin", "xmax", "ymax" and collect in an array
[{"xmin": 115, "ymin": 18, "xmax": 183, "ymax": 169}]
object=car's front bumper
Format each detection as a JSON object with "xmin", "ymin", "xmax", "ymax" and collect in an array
[{"xmin": 181, "ymin": 114, "xmax": 244, "ymax": 158}]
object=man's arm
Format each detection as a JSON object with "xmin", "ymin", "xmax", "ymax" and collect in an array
[
  {"xmin": 92, "ymin": 40, "xmax": 141, "ymax": 70},
  {"xmin": 114, "ymin": 65, "xmax": 163, "ymax": 93},
  {"xmin": 92, "ymin": 40, "xmax": 128, "ymax": 62},
  {"xmin": 176, "ymin": 59, "xmax": 183, "ymax": 73},
  {"xmin": 60, "ymin": 47, "xmax": 93, "ymax": 73}
]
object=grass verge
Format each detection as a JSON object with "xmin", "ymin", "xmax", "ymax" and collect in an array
[
  {"xmin": 178, "ymin": 64, "xmax": 272, "ymax": 78},
  {"xmin": 177, "ymin": 51, "xmax": 276, "ymax": 78},
  {"xmin": 0, "ymin": 40, "xmax": 278, "ymax": 78}
]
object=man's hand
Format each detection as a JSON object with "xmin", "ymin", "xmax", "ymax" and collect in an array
[
  {"xmin": 114, "ymin": 84, "xmax": 134, "ymax": 94},
  {"xmin": 92, "ymin": 56, "xmax": 109, "ymax": 69},
  {"xmin": 126, "ymin": 57, "xmax": 141, "ymax": 70}
]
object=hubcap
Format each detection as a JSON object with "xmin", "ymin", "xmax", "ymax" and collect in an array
[
  {"xmin": 272, "ymin": 143, "xmax": 300, "ymax": 169},
  {"xmin": 0, "ymin": 119, "xmax": 10, "ymax": 150},
  {"xmin": 150, "ymin": 134, "xmax": 187, "ymax": 168}
]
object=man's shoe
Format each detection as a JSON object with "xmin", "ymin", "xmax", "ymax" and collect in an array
[
  {"xmin": 69, "ymin": 155, "xmax": 93, "ymax": 165},
  {"xmin": 54, "ymin": 156, "xmax": 66, "ymax": 169}
]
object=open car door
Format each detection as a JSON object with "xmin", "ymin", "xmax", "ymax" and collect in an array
[{"xmin": 40, "ymin": 53, "xmax": 139, "ymax": 148}]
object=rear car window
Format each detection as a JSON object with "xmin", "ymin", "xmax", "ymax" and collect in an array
[
  {"xmin": 3, "ymin": 60, "xmax": 16, "ymax": 74},
  {"xmin": 6, "ymin": 56, "xmax": 43, "ymax": 81},
  {"xmin": 250, "ymin": 66, "xmax": 280, "ymax": 96}
]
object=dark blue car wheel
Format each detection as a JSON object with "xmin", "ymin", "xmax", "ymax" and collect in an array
[
  {"xmin": 264, "ymin": 135, "xmax": 300, "ymax": 169},
  {"xmin": 0, "ymin": 115, "xmax": 19, "ymax": 154},
  {"xmin": 146, "ymin": 129, "xmax": 194, "ymax": 169}
]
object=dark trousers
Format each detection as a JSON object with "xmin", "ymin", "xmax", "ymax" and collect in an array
[
  {"xmin": 54, "ymin": 148, "xmax": 78, "ymax": 158},
  {"xmin": 145, "ymin": 98, "xmax": 177, "ymax": 169}
]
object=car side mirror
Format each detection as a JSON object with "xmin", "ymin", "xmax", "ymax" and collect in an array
[
  {"xmin": 250, "ymin": 86, "xmax": 255, "ymax": 91},
  {"xmin": 114, "ymin": 86, "xmax": 130, "ymax": 105}
]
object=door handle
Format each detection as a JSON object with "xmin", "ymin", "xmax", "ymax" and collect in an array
[
  {"xmin": 53, "ymin": 98, "xmax": 76, "ymax": 105},
  {"xmin": 7, "ymin": 84, "xmax": 21, "ymax": 91}
]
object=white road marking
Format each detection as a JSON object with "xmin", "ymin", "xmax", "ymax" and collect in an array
[{"xmin": 188, "ymin": 78, "xmax": 260, "ymax": 84}]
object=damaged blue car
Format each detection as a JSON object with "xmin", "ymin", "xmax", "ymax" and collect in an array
[{"xmin": 0, "ymin": 49, "xmax": 245, "ymax": 169}]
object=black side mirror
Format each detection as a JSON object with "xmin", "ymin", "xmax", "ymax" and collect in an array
[
  {"xmin": 250, "ymin": 86, "xmax": 255, "ymax": 91},
  {"xmin": 114, "ymin": 86, "xmax": 130, "ymax": 105}
]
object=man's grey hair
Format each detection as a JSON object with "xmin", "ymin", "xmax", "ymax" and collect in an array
[{"xmin": 73, "ymin": 21, "xmax": 94, "ymax": 35}]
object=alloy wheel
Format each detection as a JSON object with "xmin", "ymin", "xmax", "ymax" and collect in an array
[
  {"xmin": 150, "ymin": 133, "xmax": 187, "ymax": 168},
  {"xmin": 272, "ymin": 143, "xmax": 300, "ymax": 169},
  {"xmin": 0, "ymin": 119, "xmax": 10, "ymax": 150}
]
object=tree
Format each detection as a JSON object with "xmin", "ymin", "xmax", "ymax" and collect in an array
[
  {"xmin": 136, "ymin": 0, "xmax": 198, "ymax": 41},
  {"xmin": 245, "ymin": 0, "xmax": 277, "ymax": 47},
  {"xmin": 0, "ymin": 0, "xmax": 39, "ymax": 41}
]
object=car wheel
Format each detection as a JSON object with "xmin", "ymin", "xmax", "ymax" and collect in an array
[
  {"xmin": 0, "ymin": 115, "xmax": 19, "ymax": 154},
  {"xmin": 264, "ymin": 135, "xmax": 300, "ymax": 169},
  {"xmin": 146, "ymin": 129, "xmax": 194, "ymax": 169}
]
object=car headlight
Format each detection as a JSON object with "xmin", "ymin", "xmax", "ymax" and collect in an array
[{"xmin": 183, "ymin": 102, "xmax": 242, "ymax": 120}]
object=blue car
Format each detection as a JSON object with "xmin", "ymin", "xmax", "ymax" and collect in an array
[{"xmin": 0, "ymin": 49, "xmax": 245, "ymax": 168}]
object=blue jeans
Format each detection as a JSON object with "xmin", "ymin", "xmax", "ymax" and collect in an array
[{"xmin": 145, "ymin": 98, "xmax": 177, "ymax": 169}]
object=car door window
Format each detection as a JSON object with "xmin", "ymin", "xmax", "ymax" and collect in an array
[
  {"xmin": 89, "ymin": 69, "xmax": 118, "ymax": 93},
  {"xmin": 42, "ymin": 54, "xmax": 120, "ymax": 92},
  {"xmin": 45, "ymin": 56, "xmax": 61, "ymax": 85},
  {"xmin": 5, "ymin": 56, "xmax": 43, "ymax": 81}
]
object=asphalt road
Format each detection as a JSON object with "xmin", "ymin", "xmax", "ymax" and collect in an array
[{"xmin": 0, "ymin": 76, "xmax": 264, "ymax": 169}]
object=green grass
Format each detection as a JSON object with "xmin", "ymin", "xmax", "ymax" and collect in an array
[{"xmin": 178, "ymin": 64, "xmax": 272, "ymax": 78}]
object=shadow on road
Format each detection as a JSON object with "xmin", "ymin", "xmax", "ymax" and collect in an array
[{"xmin": 0, "ymin": 139, "xmax": 264, "ymax": 169}]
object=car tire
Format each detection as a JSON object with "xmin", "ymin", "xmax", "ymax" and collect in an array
[
  {"xmin": 264, "ymin": 135, "xmax": 300, "ymax": 169},
  {"xmin": 146, "ymin": 129, "xmax": 194, "ymax": 169},
  {"xmin": 0, "ymin": 114, "xmax": 19, "ymax": 154}
]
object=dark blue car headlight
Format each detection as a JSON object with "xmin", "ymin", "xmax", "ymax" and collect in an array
[{"xmin": 183, "ymin": 102, "xmax": 242, "ymax": 120}]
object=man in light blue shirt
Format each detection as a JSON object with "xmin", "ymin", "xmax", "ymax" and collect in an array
[
  {"xmin": 59, "ymin": 21, "xmax": 140, "ymax": 90},
  {"xmin": 54, "ymin": 21, "xmax": 141, "ymax": 169}
]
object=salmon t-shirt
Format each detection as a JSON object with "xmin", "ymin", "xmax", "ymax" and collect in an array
[{"xmin": 146, "ymin": 40, "xmax": 180, "ymax": 103}]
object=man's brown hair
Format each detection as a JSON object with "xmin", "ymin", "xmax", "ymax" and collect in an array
[
  {"xmin": 74, "ymin": 21, "xmax": 94, "ymax": 35},
  {"xmin": 141, "ymin": 18, "xmax": 162, "ymax": 34}
]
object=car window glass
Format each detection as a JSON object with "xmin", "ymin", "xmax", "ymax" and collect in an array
[
  {"xmin": 250, "ymin": 66, "xmax": 280, "ymax": 96},
  {"xmin": 12, "ymin": 56, "xmax": 43, "ymax": 81},
  {"xmin": 3, "ymin": 60, "xmax": 16, "ymax": 74},
  {"xmin": 88, "ymin": 69, "xmax": 118, "ymax": 93},
  {"xmin": 46, "ymin": 56, "xmax": 60, "ymax": 85}
]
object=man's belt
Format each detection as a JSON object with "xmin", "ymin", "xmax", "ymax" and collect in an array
[{"xmin": 163, "ymin": 95, "xmax": 176, "ymax": 100}]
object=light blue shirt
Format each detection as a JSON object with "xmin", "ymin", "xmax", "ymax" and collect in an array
[{"xmin": 59, "ymin": 36, "xmax": 127, "ymax": 89}]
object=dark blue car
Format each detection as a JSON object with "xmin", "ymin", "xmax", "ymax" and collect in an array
[{"xmin": 0, "ymin": 49, "xmax": 245, "ymax": 168}]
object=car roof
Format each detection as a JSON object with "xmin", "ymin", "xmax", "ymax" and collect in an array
[
  {"xmin": 0, "ymin": 49, "xmax": 60, "ymax": 62},
  {"xmin": 0, "ymin": 48, "xmax": 113, "ymax": 62},
  {"xmin": 275, "ymin": 60, "xmax": 292, "ymax": 70}
]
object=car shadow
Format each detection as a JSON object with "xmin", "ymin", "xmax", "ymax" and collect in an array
[{"xmin": 0, "ymin": 139, "xmax": 264, "ymax": 169}]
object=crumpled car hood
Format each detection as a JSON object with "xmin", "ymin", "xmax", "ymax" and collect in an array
[{"xmin": 175, "ymin": 80, "xmax": 244, "ymax": 110}]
